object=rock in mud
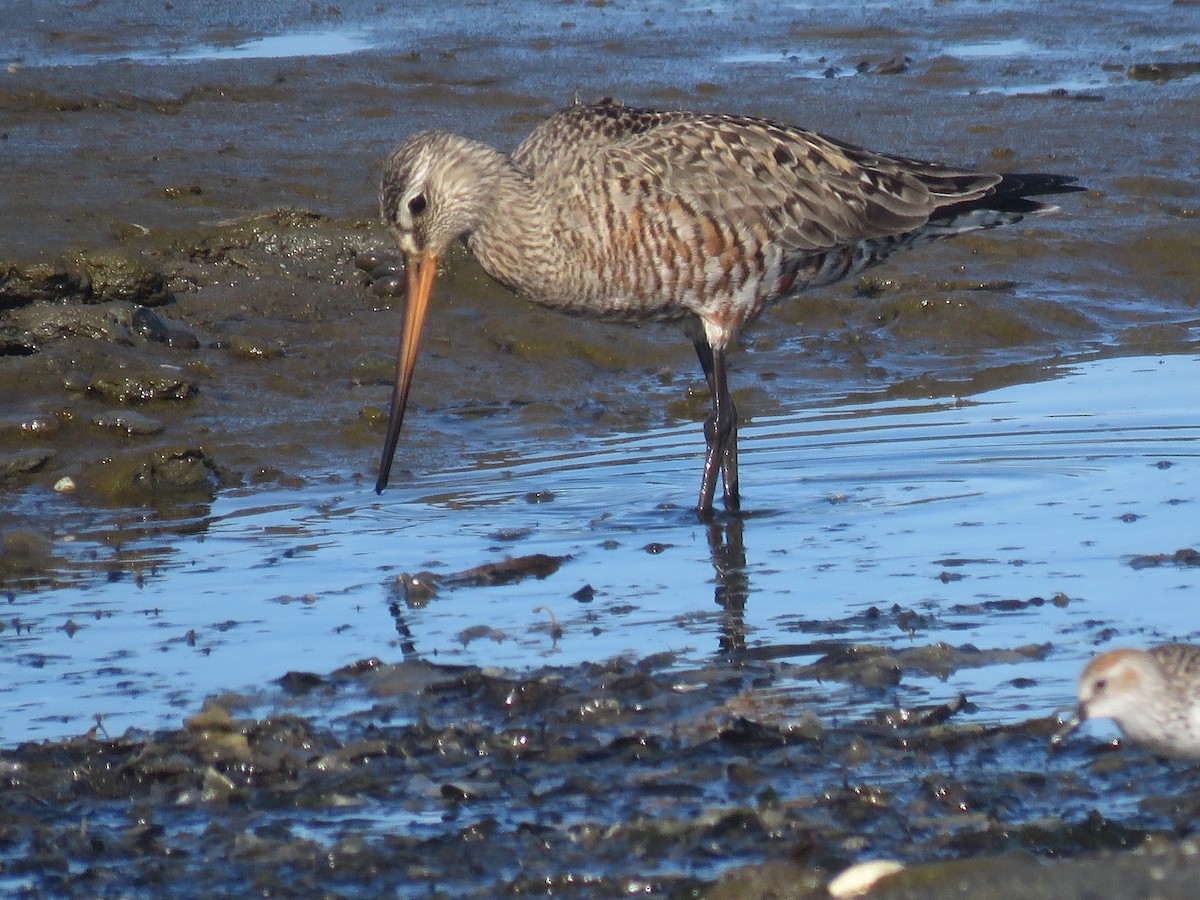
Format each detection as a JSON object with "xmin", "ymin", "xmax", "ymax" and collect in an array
[
  {"xmin": 4, "ymin": 300, "xmax": 189, "ymax": 349},
  {"xmin": 0, "ymin": 260, "xmax": 84, "ymax": 308},
  {"xmin": 88, "ymin": 367, "xmax": 196, "ymax": 404},
  {"xmin": 1126, "ymin": 61, "xmax": 1200, "ymax": 82},
  {"xmin": 0, "ymin": 449, "xmax": 54, "ymax": 478},
  {"xmin": 67, "ymin": 249, "xmax": 172, "ymax": 306},
  {"xmin": 90, "ymin": 409, "xmax": 165, "ymax": 436},
  {"xmin": 0, "ymin": 412, "xmax": 59, "ymax": 439},
  {"xmin": 79, "ymin": 446, "xmax": 220, "ymax": 500},
  {"xmin": 0, "ymin": 251, "xmax": 170, "ymax": 309},
  {"xmin": 228, "ymin": 335, "xmax": 284, "ymax": 360},
  {"xmin": 0, "ymin": 529, "xmax": 55, "ymax": 580}
]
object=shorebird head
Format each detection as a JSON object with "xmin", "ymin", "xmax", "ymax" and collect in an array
[
  {"xmin": 1052, "ymin": 647, "xmax": 1178, "ymax": 755},
  {"xmin": 1076, "ymin": 648, "xmax": 1163, "ymax": 729},
  {"xmin": 374, "ymin": 132, "xmax": 506, "ymax": 493},
  {"xmin": 380, "ymin": 131, "xmax": 501, "ymax": 259}
]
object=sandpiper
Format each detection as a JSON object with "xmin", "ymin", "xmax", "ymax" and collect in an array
[{"xmin": 1053, "ymin": 644, "xmax": 1200, "ymax": 758}]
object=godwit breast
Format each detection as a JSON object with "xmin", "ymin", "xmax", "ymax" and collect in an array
[{"xmin": 374, "ymin": 98, "xmax": 1080, "ymax": 514}]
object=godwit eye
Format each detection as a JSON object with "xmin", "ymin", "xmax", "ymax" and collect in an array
[
  {"xmin": 1093, "ymin": 678, "xmax": 1108, "ymax": 694},
  {"xmin": 407, "ymin": 194, "xmax": 427, "ymax": 216}
]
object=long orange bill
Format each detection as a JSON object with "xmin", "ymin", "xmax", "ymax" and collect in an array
[{"xmin": 375, "ymin": 251, "xmax": 439, "ymax": 493}]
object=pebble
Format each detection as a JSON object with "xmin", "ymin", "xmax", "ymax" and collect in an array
[
  {"xmin": 371, "ymin": 274, "xmax": 405, "ymax": 298},
  {"xmin": 369, "ymin": 261, "xmax": 404, "ymax": 280},
  {"xmin": 354, "ymin": 250, "xmax": 390, "ymax": 271}
]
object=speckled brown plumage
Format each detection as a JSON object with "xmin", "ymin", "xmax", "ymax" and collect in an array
[{"xmin": 375, "ymin": 98, "xmax": 1081, "ymax": 513}]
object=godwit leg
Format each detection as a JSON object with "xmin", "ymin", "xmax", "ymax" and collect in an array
[{"xmin": 693, "ymin": 338, "xmax": 740, "ymax": 515}]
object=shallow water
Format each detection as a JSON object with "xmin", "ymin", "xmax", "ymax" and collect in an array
[
  {"xmin": 3, "ymin": 1, "xmax": 1200, "ymax": 891},
  {"xmin": 5, "ymin": 353, "xmax": 1197, "ymax": 746}
]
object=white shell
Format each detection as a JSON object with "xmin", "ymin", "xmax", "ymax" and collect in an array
[{"xmin": 827, "ymin": 859, "xmax": 905, "ymax": 898}]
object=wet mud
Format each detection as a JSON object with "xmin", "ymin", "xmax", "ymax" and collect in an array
[
  {"xmin": 3, "ymin": 0, "xmax": 1200, "ymax": 895},
  {"xmin": 5, "ymin": 651, "xmax": 1200, "ymax": 899}
]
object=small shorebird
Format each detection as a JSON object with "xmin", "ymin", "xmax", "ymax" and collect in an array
[
  {"xmin": 1053, "ymin": 644, "xmax": 1200, "ymax": 758},
  {"xmin": 374, "ymin": 98, "xmax": 1079, "ymax": 514}
]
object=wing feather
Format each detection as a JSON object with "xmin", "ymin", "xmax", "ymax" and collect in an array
[
  {"xmin": 515, "ymin": 100, "xmax": 1001, "ymax": 255},
  {"xmin": 609, "ymin": 113, "xmax": 1001, "ymax": 252}
]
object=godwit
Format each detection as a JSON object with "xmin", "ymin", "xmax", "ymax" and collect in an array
[{"xmin": 374, "ymin": 98, "xmax": 1080, "ymax": 514}]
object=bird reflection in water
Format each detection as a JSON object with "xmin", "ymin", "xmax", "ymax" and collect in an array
[{"xmin": 386, "ymin": 515, "xmax": 753, "ymax": 659}]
